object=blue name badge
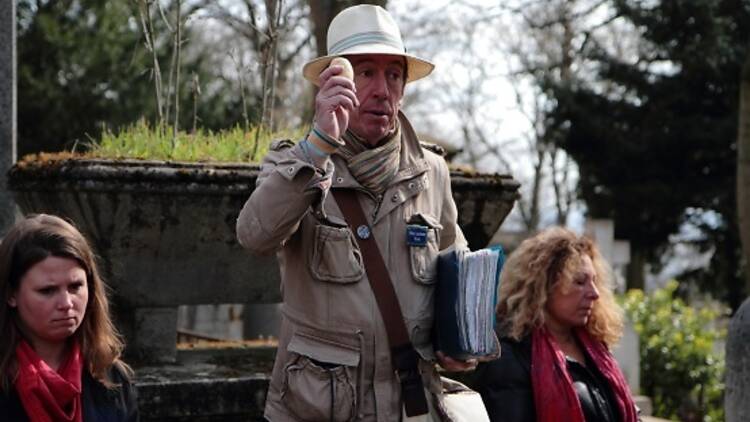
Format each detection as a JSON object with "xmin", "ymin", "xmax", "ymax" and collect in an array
[{"xmin": 406, "ymin": 224, "xmax": 429, "ymax": 247}]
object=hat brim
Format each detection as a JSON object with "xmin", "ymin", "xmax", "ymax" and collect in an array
[{"xmin": 302, "ymin": 46, "xmax": 434, "ymax": 86}]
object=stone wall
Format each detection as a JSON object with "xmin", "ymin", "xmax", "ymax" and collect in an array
[{"xmin": 0, "ymin": 0, "xmax": 18, "ymax": 235}]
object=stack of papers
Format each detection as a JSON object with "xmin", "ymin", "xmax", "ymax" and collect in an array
[{"xmin": 434, "ymin": 246, "xmax": 504, "ymax": 360}]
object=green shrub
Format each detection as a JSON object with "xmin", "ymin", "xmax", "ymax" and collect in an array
[
  {"xmin": 621, "ymin": 281, "xmax": 726, "ymax": 422},
  {"xmin": 87, "ymin": 120, "xmax": 305, "ymax": 162}
]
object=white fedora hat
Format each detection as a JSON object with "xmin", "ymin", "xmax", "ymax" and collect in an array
[{"xmin": 302, "ymin": 5, "xmax": 434, "ymax": 85}]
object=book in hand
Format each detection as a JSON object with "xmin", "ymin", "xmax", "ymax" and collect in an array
[{"xmin": 434, "ymin": 245, "xmax": 504, "ymax": 361}]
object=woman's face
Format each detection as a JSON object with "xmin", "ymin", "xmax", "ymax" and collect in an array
[
  {"xmin": 8, "ymin": 256, "xmax": 88, "ymax": 349},
  {"xmin": 546, "ymin": 254, "xmax": 600, "ymax": 330}
]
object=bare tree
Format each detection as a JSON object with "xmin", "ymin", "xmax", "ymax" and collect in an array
[
  {"xmin": 198, "ymin": 0, "xmax": 313, "ymax": 131},
  {"xmin": 502, "ymin": 0, "xmax": 620, "ymax": 231},
  {"xmin": 307, "ymin": 0, "xmax": 387, "ymax": 56},
  {"xmin": 137, "ymin": 0, "xmax": 207, "ymax": 137},
  {"xmin": 394, "ymin": 0, "xmax": 593, "ymax": 232},
  {"xmin": 137, "ymin": 0, "xmax": 166, "ymax": 129}
]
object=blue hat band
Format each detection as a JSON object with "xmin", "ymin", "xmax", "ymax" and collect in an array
[{"xmin": 329, "ymin": 31, "xmax": 404, "ymax": 55}]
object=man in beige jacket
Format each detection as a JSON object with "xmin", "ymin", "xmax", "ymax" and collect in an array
[{"xmin": 237, "ymin": 5, "xmax": 474, "ymax": 421}]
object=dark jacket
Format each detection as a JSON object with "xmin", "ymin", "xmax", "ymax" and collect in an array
[
  {"xmin": 472, "ymin": 336, "xmax": 535, "ymax": 422},
  {"xmin": 472, "ymin": 335, "xmax": 620, "ymax": 422},
  {"xmin": 0, "ymin": 364, "xmax": 139, "ymax": 422}
]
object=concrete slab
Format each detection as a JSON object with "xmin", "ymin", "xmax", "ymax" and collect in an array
[{"xmin": 134, "ymin": 345, "xmax": 275, "ymax": 421}]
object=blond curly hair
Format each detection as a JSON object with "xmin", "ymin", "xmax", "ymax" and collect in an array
[{"xmin": 496, "ymin": 226, "xmax": 623, "ymax": 346}]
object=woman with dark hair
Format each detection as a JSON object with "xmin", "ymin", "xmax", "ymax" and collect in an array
[
  {"xmin": 0, "ymin": 214, "xmax": 138, "ymax": 421},
  {"xmin": 474, "ymin": 227, "xmax": 638, "ymax": 422}
]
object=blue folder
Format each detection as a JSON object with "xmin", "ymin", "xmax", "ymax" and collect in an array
[{"xmin": 434, "ymin": 245, "xmax": 505, "ymax": 360}]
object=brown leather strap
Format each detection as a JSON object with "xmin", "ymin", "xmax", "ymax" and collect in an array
[{"xmin": 333, "ymin": 189, "xmax": 429, "ymax": 417}]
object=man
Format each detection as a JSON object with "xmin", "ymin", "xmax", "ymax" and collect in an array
[{"xmin": 237, "ymin": 5, "xmax": 474, "ymax": 421}]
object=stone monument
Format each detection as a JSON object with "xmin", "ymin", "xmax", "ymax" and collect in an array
[
  {"xmin": 584, "ymin": 219, "xmax": 640, "ymax": 394},
  {"xmin": 0, "ymin": 0, "xmax": 18, "ymax": 235},
  {"xmin": 726, "ymin": 298, "xmax": 750, "ymax": 421}
]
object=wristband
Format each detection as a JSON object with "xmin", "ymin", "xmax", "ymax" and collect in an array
[
  {"xmin": 311, "ymin": 125, "xmax": 345, "ymax": 149},
  {"xmin": 302, "ymin": 138, "xmax": 329, "ymax": 158}
]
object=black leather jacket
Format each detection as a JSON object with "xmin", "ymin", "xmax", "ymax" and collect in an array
[
  {"xmin": 0, "ymin": 364, "xmax": 139, "ymax": 422},
  {"xmin": 471, "ymin": 335, "xmax": 620, "ymax": 422}
]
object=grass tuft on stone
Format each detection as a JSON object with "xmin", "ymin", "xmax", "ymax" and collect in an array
[{"xmin": 88, "ymin": 120, "xmax": 304, "ymax": 163}]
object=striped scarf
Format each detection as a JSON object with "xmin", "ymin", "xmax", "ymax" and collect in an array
[{"xmin": 338, "ymin": 123, "xmax": 402, "ymax": 196}]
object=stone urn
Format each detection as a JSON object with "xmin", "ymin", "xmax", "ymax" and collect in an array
[{"xmin": 8, "ymin": 157, "xmax": 520, "ymax": 363}]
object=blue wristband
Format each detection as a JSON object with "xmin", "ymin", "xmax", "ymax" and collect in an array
[
  {"xmin": 302, "ymin": 138, "xmax": 329, "ymax": 158},
  {"xmin": 311, "ymin": 125, "xmax": 344, "ymax": 149}
]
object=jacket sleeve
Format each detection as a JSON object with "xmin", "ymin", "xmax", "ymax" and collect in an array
[
  {"xmin": 435, "ymin": 156, "xmax": 468, "ymax": 251},
  {"xmin": 0, "ymin": 389, "xmax": 28, "ymax": 421},
  {"xmin": 236, "ymin": 140, "xmax": 334, "ymax": 255},
  {"xmin": 121, "ymin": 377, "xmax": 139, "ymax": 422},
  {"xmin": 82, "ymin": 364, "xmax": 140, "ymax": 422},
  {"xmin": 475, "ymin": 340, "xmax": 536, "ymax": 422}
]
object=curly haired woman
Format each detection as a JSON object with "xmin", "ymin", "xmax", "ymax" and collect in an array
[
  {"xmin": 0, "ymin": 214, "xmax": 138, "ymax": 421},
  {"xmin": 474, "ymin": 227, "xmax": 638, "ymax": 422}
]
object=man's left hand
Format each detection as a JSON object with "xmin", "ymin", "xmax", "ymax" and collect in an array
[{"xmin": 436, "ymin": 351, "xmax": 478, "ymax": 372}]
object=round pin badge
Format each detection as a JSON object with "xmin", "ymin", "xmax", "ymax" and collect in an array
[{"xmin": 356, "ymin": 225, "xmax": 371, "ymax": 240}]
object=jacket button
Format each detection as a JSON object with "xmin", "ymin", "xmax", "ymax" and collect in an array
[
  {"xmin": 336, "ymin": 177, "xmax": 344, "ymax": 183},
  {"xmin": 408, "ymin": 182, "xmax": 415, "ymax": 189},
  {"xmin": 392, "ymin": 194, "xmax": 399, "ymax": 202}
]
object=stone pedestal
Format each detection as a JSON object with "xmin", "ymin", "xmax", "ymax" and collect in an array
[
  {"xmin": 726, "ymin": 297, "xmax": 750, "ymax": 422},
  {"xmin": 612, "ymin": 320, "xmax": 640, "ymax": 394},
  {"xmin": 9, "ymin": 157, "xmax": 521, "ymax": 419},
  {"xmin": 9, "ymin": 158, "xmax": 520, "ymax": 363}
]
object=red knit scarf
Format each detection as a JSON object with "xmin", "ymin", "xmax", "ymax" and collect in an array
[
  {"xmin": 531, "ymin": 326, "xmax": 638, "ymax": 422},
  {"xmin": 15, "ymin": 339, "xmax": 83, "ymax": 422}
]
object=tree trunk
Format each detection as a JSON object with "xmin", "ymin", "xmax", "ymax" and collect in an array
[
  {"xmin": 307, "ymin": 0, "xmax": 387, "ymax": 56},
  {"xmin": 739, "ymin": 49, "xmax": 750, "ymax": 293},
  {"xmin": 626, "ymin": 248, "xmax": 646, "ymax": 291}
]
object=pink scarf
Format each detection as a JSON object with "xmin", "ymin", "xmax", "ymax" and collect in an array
[
  {"xmin": 15, "ymin": 339, "xmax": 83, "ymax": 422},
  {"xmin": 531, "ymin": 326, "xmax": 638, "ymax": 422}
]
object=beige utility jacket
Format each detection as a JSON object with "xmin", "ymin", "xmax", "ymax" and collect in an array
[{"xmin": 237, "ymin": 114, "xmax": 466, "ymax": 422}]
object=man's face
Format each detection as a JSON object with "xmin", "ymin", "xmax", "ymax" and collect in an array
[{"xmin": 346, "ymin": 54, "xmax": 405, "ymax": 146}]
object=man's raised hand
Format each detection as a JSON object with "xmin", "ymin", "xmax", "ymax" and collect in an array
[{"xmin": 314, "ymin": 59, "xmax": 359, "ymax": 142}]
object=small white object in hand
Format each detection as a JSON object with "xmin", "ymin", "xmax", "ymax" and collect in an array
[{"xmin": 330, "ymin": 57, "xmax": 354, "ymax": 80}]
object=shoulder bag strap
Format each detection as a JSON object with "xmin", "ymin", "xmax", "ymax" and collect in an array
[{"xmin": 332, "ymin": 189, "xmax": 429, "ymax": 417}]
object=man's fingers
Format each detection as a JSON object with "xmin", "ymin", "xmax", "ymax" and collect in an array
[
  {"xmin": 319, "ymin": 71, "xmax": 356, "ymax": 93},
  {"xmin": 314, "ymin": 65, "xmax": 359, "ymax": 138},
  {"xmin": 436, "ymin": 351, "xmax": 478, "ymax": 372},
  {"xmin": 319, "ymin": 64, "xmax": 356, "ymax": 86},
  {"xmin": 318, "ymin": 64, "xmax": 340, "ymax": 82},
  {"xmin": 319, "ymin": 85, "xmax": 359, "ymax": 108},
  {"xmin": 317, "ymin": 95, "xmax": 355, "ymax": 113}
]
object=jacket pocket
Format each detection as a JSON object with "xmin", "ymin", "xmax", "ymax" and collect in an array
[
  {"xmin": 408, "ymin": 213, "xmax": 442, "ymax": 284},
  {"xmin": 310, "ymin": 224, "xmax": 364, "ymax": 283},
  {"xmin": 282, "ymin": 331, "xmax": 360, "ymax": 422}
]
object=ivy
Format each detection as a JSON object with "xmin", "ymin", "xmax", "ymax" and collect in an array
[{"xmin": 621, "ymin": 281, "xmax": 726, "ymax": 421}]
